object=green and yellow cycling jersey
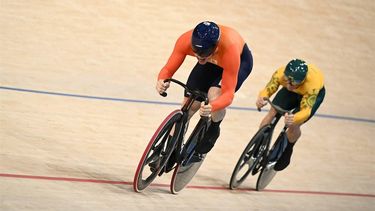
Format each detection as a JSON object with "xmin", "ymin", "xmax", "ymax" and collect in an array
[{"xmin": 259, "ymin": 64, "xmax": 324, "ymax": 124}]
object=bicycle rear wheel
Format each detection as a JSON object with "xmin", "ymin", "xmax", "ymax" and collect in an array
[
  {"xmin": 170, "ymin": 118, "xmax": 208, "ymax": 194},
  {"xmin": 229, "ymin": 126, "xmax": 270, "ymax": 189},
  {"xmin": 256, "ymin": 162, "xmax": 277, "ymax": 191},
  {"xmin": 256, "ymin": 132, "xmax": 288, "ymax": 191},
  {"xmin": 133, "ymin": 110, "xmax": 182, "ymax": 192}
]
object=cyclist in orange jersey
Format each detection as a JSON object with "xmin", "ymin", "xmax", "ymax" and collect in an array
[
  {"xmin": 156, "ymin": 21, "xmax": 253, "ymax": 164},
  {"xmin": 256, "ymin": 59, "xmax": 326, "ymax": 171}
]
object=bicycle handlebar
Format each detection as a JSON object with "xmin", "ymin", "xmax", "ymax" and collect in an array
[
  {"xmin": 258, "ymin": 98, "xmax": 291, "ymax": 115},
  {"xmin": 160, "ymin": 78, "xmax": 209, "ymax": 105}
]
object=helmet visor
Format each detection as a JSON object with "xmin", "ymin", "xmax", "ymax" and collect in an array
[
  {"xmin": 284, "ymin": 75, "xmax": 303, "ymax": 86},
  {"xmin": 192, "ymin": 44, "xmax": 216, "ymax": 58}
]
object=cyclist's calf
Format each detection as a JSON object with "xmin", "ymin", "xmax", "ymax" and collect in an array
[
  {"xmin": 286, "ymin": 124, "xmax": 302, "ymax": 143},
  {"xmin": 195, "ymin": 122, "xmax": 221, "ymax": 154},
  {"xmin": 208, "ymin": 86, "xmax": 226, "ymax": 122},
  {"xmin": 259, "ymin": 107, "xmax": 278, "ymax": 128}
]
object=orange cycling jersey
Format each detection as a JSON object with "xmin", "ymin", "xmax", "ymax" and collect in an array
[
  {"xmin": 158, "ymin": 25, "xmax": 246, "ymax": 111},
  {"xmin": 259, "ymin": 64, "xmax": 325, "ymax": 124}
]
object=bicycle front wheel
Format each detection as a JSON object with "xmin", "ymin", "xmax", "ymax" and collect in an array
[
  {"xmin": 229, "ymin": 126, "xmax": 270, "ymax": 190},
  {"xmin": 133, "ymin": 110, "xmax": 182, "ymax": 192}
]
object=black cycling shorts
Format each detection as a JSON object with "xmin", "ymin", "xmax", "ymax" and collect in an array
[
  {"xmin": 272, "ymin": 86, "xmax": 326, "ymax": 123},
  {"xmin": 185, "ymin": 44, "xmax": 253, "ymax": 100}
]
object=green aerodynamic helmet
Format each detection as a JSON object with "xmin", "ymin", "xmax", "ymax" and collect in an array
[{"xmin": 284, "ymin": 59, "xmax": 308, "ymax": 85}]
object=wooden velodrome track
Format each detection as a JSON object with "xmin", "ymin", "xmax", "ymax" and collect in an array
[{"xmin": 1, "ymin": 1, "xmax": 374, "ymax": 210}]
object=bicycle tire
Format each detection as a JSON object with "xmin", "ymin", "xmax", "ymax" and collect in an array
[
  {"xmin": 229, "ymin": 125, "xmax": 271, "ymax": 190},
  {"xmin": 133, "ymin": 110, "xmax": 183, "ymax": 192}
]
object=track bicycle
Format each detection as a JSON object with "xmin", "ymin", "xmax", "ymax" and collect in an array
[
  {"xmin": 229, "ymin": 98, "xmax": 291, "ymax": 191},
  {"xmin": 133, "ymin": 78, "xmax": 210, "ymax": 194}
]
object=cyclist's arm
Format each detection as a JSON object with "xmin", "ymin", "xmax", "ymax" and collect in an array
[
  {"xmin": 293, "ymin": 65, "xmax": 324, "ymax": 124},
  {"xmin": 210, "ymin": 45, "xmax": 240, "ymax": 112},
  {"xmin": 258, "ymin": 68, "xmax": 283, "ymax": 98},
  {"xmin": 158, "ymin": 32, "xmax": 191, "ymax": 80},
  {"xmin": 293, "ymin": 90, "xmax": 319, "ymax": 124}
]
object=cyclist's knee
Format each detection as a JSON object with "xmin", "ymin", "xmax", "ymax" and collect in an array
[
  {"xmin": 207, "ymin": 86, "xmax": 221, "ymax": 101},
  {"xmin": 265, "ymin": 108, "xmax": 277, "ymax": 120},
  {"xmin": 286, "ymin": 125, "xmax": 301, "ymax": 142},
  {"xmin": 211, "ymin": 109, "xmax": 225, "ymax": 122},
  {"xmin": 288, "ymin": 124, "xmax": 301, "ymax": 133},
  {"xmin": 260, "ymin": 109, "xmax": 277, "ymax": 127},
  {"xmin": 188, "ymin": 101, "xmax": 201, "ymax": 118},
  {"xmin": 269, "ymin": 107, "xmax": 278, "ymax": 116}
]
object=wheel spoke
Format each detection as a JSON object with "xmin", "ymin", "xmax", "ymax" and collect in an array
[{"xmin": 230, "ymin": 125, "xmax": 271, "ymax": 190}]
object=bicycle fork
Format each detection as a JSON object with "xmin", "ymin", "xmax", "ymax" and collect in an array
[{"xmin": 158, "ymin": 117, "xmax": 188, "ymax": 176}]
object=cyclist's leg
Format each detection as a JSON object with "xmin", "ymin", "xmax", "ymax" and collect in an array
[
  {"xmin": 272, "ymin": 88, "xmax": 302, "ymax": 139},
  {"xmin": 177, "ymin": 62, "xmax": 221, "ymax": 162},
  {"xmin": 185, "ymin": 61, "xmax": 222, "ymax": 118},
  {"xmin": 286, "ymin": 86, "xmax": 326, "ymax": 143},
  {"xmin": 275, "ymin": 87, "xmax": 326, "ymax": 171},
  {"xmin": 259, "ymin": 107, "xmax": 277, "ymax": 128},
  {"xmin": 187, "ymin": 64, "xmax": 223, "ymax": 156},
  {"xmin": 194, "ymin": 86, "xmax": 224, "ymax": 155},
  {"xmin": 195, "ymin": 44, "xmax": 253, "ymax": 156},
  {"xmin": 274, "ymin": 124, "xmax": 300, "ymax": 171},
  {"xmin": 271, "ymin": 88, "xmax": 300, "ymax": 170}
]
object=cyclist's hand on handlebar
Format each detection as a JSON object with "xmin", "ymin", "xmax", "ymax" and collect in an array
[
  {"xmin": 256, "ymin": 96, "xmax": 268, "ymax": 110},
  {"xmin": 156, "ymin": 79, "xmax": 170, "ymax": 94},
  {"xmin": 199, "ymin": 102, "xmax": 212, "ymax": 117},
  {"xmin": 284, "ymin": 113, "xmax": 294, "ymax": 126}
]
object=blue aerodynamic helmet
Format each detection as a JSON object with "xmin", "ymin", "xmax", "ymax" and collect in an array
[{"xmin": 191, "ymin": 21, "xmax": 220, "ymax": 57}]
